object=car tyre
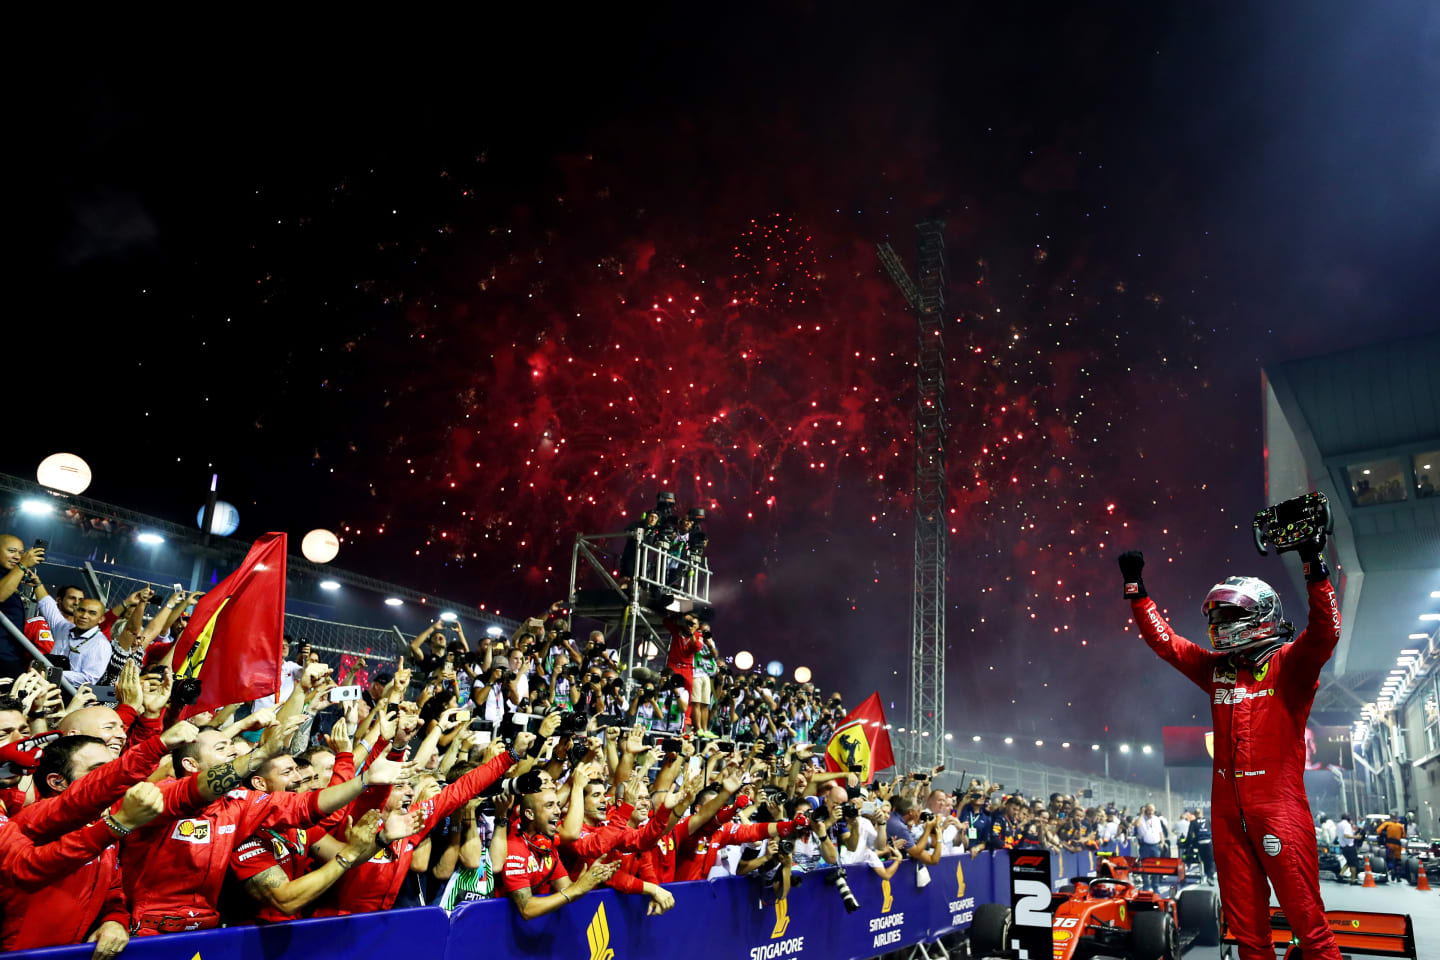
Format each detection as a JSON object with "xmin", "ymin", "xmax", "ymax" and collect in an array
[
  {"xmin": 1176, "ymin": 887, "xmax": 1222, "ymax": 946},
  {"xmin": 1404, "ymin": 857, "xmax": 1419, "ymax": 885},
  {"xmin": 1368, "ymin": 854, "xmax": 1389, "ymax": 883},
  {"xmin": 1131, "ymin": 910, "xmax": 1179, "ymax": 960},
  {"xmin": 969, "ymin": 903, "xmax": 1011, "ymax": 958}
]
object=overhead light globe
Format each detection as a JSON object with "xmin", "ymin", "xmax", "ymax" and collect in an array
[
  {"xmin": 1141, "ymin": 744, "xmax": 1153, "ymax": 754},
  {"xmin": 439, "ymin": 612, "xmax": 458, "ymax": 622},
  {"xmin": 639, "ymin": 641, "xmax": 660, "ymax": 658},
  {"xmin": 37, "ymin": 453, "xmax": 92, "ymax": 495},
  {"xmin": 384, "ymin": 597, "xmax": 403, "ymax": 607},
  {"xmin": 319, "ymin": 580, "xmax": 341, "ymax": 591},
  {"xmin": 972, "ymin": 735, "xmax": 982, "ymax": 742},
  {"xmin": 765, "ymin": 660, "xmax": 784, "ymax": 678},
  {"xmin": 794, "ymin": 666, "xmax": 812, "ymax": 683},
  {"xmin": 197, "ymin": 501, "xmax": 240, "ymax": 537},
  {"xmin": 137, "ymin": 533, "xmax": 165, "ymax": 545},
  {"xmin": 486, "ymin": 626, "xmax": 504, "ymax": 637},
  {"xmin": 1004, "ymin": 737, "xmax": 1014, "ymax": 745},
  {"xmin": 20, "ymin": 500, "xmax": 53, "ymax": 516},
  {"xmin": 734, "ymin": 650, "xmax": 754, "ymax": 670},
  {"xmin": 301, "ymin": 528, "xmax": 340, "ymax": 564}
]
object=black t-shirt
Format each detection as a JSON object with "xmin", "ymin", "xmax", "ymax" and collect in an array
[{"xmin": 1, "ymin": 589, "xmax": 29, "ymax": 671}]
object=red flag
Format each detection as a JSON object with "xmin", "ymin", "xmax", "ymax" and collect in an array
[
  {"xmin": 823, "ymin": 692, "xmax": 895, "ymax": 781},
  {"xmin": 171, "ymin": 532, "xmax": 287, "ymax": 719}
]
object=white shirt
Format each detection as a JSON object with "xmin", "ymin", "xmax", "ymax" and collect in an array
[
  {"xmin": 840, "ymin": 815, "xmax": 883, "ymax": 867},
  {"xmin": 1176, "ymin": 818, "xmax": 1191, "ymax": 839},
  {"xmin": 39, "ymin": 595, "xmax": 113, "ymax": 685},
  {"xmin": 252, "ymin": 660, "xmax": 304, "ymax": 712},
  {"xmin": 1135, "ymin": 815, "xmax": 1168, "ymax": 845},
  {"xmin": 1338, "ymin": 820, "xmax": 1355, "ymax": 846},
  {"xmin": 1098, "ymin": 818, "xmax": 1119, "ymax": 842}
]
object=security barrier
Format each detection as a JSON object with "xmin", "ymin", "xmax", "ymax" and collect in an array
[{"xmin": 3, "ymin": 850, "xmax": 1136, "ymax": 960}]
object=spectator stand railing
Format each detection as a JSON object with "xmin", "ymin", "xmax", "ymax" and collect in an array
[
  {"xmin": 567, "ymin": 530, "xmax": 712, "ymax": 696},
  {"xmin": 27, "ymin": 560, "xmax": 515, "ymax": 696},
  {"xmin": 935, "ymin": 748, "xmax": 1161, "ymax": 814}
]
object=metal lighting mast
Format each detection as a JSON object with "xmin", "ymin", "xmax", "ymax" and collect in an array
[{"xmin": 877, "ymin": 221, "xmax": 948, "ymax": 772}]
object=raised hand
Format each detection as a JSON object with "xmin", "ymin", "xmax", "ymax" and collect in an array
[
  {"xmin": 364, "ymin": 755, "xmax": 408, "ymax": 786},
  {"xmin": 538, "ymin": 711, "xmax": 563, "ymax": 739},
  {"xmin": 113, "ymin": 781, "xmax": 166, "ymax": 831},
  {"xmin": 1118, "ymin": 551, "xmax": 1147, "ymax": 599},
  {"xmin": 160, "ymin": 720, "xmax": 200, "ymax": 748},
  {"xmin": 382, "ymin": 807, "xmax": 426, "ymax": 843},
  {"xmin": 140, "ymin": 669, "xmax": 174, "ymax": 718},
  {"xmin": 326, "ymin": 717, "xmax": 353, "ymax": 754},
  {"xmin": 115, "ymin": 660, "xmax": 143, "ymax": 709}
]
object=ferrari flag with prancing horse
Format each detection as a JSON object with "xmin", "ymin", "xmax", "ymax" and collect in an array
[
  {"xmin": 823, "ymin": 692, "xmax": 895, "ymax": 782},
  {"xmin": 171, "ymin": 532, "xmax": 288, "ymax": 719}
]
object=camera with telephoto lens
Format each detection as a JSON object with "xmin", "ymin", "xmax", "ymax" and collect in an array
[
  {"xmin": 1252, "ymin": 491, "xmax": 1330, "ymax": 556},
  {"xmin": 841, "ymin": 802, "xmax": 858, "ymax": 820},
  {"xmin": 828, "ymin": 866, "xmax": 861, "ymax": 913},
  {"xmin": 556, "ymin": 710, "xmax": 587, "ymax": 735},
  {"xmin": 777, "ymin": 837, "xmax": 795, "ymax": 855},
  {"xmin": 919, "ymin": 810, "xmax": 935, "ymax": 823}
]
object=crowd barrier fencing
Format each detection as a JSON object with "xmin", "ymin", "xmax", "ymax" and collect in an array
[{"xmin": 3, "ymin": 849, "xmax": 1137, "ymax": 960}]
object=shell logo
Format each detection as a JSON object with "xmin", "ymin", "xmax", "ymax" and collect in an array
[
  {"xmin": 1053, "ymin": 931, "xmax": 1072, "ymax": 942},
  {"xmin": 179, "ymin": 821, "xmax": 195, "ymax": 836}
]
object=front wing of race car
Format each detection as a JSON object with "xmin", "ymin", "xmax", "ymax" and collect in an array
[{"xmin": 1222, "ymin": 907, "xmax": 1419, "ymax": 958}]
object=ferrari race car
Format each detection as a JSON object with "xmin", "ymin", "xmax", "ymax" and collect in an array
[
  {"xmin": 1222, "ymin": 906, "xmax": 1419, "ymax": 958},
  {"xmin": 970, "ymin": 857, "xmax": 1221, "ymax": 960},
  {"xmin": 1400, "ymin": 836, "xmax": 1439, "ymax": 886}
]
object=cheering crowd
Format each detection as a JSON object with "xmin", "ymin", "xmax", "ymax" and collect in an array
[{"xmin": 0, "ymin": 533, "xmax": 1154, "ymax": 957}]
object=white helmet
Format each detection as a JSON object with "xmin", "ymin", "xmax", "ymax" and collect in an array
[{"xmin": 1202, "ymin": 576, "xmax": 1294, "ymax": 652}]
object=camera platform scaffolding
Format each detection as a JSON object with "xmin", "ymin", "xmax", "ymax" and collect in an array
[{"xmin": 566, "ymin": 529, "xmax": 712, "ymax": 696}]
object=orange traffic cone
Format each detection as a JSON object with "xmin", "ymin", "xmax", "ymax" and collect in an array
[
  {"xmin": 1362, "ymin": 860, "xmax": 1376, "ymax": 887},
  {"xmin": 1417, "ymin": 867, "xmax": 1431, "ymax": 891}
]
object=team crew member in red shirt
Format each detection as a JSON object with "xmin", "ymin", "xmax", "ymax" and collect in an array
[
  {"xmin": 314, "ymin": 717, "xmax": 557, "ymax": 917},
  {"xmin": 0, "ymin": 739, "xmax": 170, "ymax": 956},
  {"xmin": 228, "ymin": 806, "xmax": 422, "ymax": 924},
  {"xmin": 674, "ymin": 784, "xmax": 806, "ymax": 882},
  {"xmin": 554, "ymin": 761, "xmax": 692, "ymax": 914},
  {"xmin": 664, "ymin": 614, "xmax": 703, "ymax": 728},
  {"xmin": 496, "ymin": 781, "xmax": 622, "ymax": 919},
  {"xmin": 122, "ymin": 715, "xmax": 406, "ymax": 934},
  {"xmin": 1121, "ymin": 535, "xmax": 1342, "ymax": 960}
]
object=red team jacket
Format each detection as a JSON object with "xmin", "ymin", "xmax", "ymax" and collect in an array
[
  {"xmin": 313, "ymin": 750, "xmax": 515, "ymax": 916},
  {"xmin": 121, "ymin": 778, "xmax": 324, "ymax": 932}
]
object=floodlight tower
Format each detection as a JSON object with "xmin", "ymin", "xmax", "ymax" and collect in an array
[{"xmin": 877, "ymin": 220, "xmax": 948, "ymax": 772}]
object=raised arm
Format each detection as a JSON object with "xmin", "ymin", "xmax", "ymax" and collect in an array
[{"xmin": 1119, "ymin": 551, "xmax": 1215, "ymax": 691}]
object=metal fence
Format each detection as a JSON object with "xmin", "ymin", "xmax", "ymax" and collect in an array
[
  {"xmin": 934, "ymin": 749, "xmax": 1165, "ymax": 814},
  {"xmin": 41, "ymin": 562, "xmax": 416, "ymax": 670}
]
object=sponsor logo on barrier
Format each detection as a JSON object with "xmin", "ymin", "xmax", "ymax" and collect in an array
[
  {"xmin": 172, "ymin": 819, "xmax": 211, "ymax": 844},
  {"xmin": 586, "ymin": 901, "xmax": 614, "ymax": 960},
  {"xmin": 880, "ymin": 879, "xmax": 893, "ymax": 914},
  {"xmin": 750, "ymin": 899, "xmax": 804, "ymax": 960},
  {"xmin": 1013, "ymin": 855, "xmax": 1045, "ymax": 867},
  {"xmin": 868, "ymin": 911, "xmax": 905, "ymax": 948}
]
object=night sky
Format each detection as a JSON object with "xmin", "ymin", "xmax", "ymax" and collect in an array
[{"xmin": 11, "ymin": 5, "xmax": 1439, "ymax": 761}]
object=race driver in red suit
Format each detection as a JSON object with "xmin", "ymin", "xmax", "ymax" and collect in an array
[{"xmin": 1119, "ymin": 533, "xmax": 1341, "ymax": 960}]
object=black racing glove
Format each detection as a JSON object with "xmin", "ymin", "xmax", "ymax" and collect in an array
[
  {"xmin": 1298, "ymin": 540, "xmax": 1330, "ymax": 583},
  {"xmin": 1118, "ymin": 551, "xmax": 1147, "ymax": 600}
]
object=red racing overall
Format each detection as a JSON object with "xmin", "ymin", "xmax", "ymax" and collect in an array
[{"xmin": 1131, "ymin": 579, "xmax": 1341, "ymax": 960}]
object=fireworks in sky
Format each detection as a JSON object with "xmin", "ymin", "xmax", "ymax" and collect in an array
[{"xmin": 231, "ymin": 145, "xmax": 1231, "ymax": 732}]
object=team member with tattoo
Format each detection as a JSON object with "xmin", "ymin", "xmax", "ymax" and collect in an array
[{"xmin": 120, "ymin": 712, "xmax": 406, "ymax": 934}]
